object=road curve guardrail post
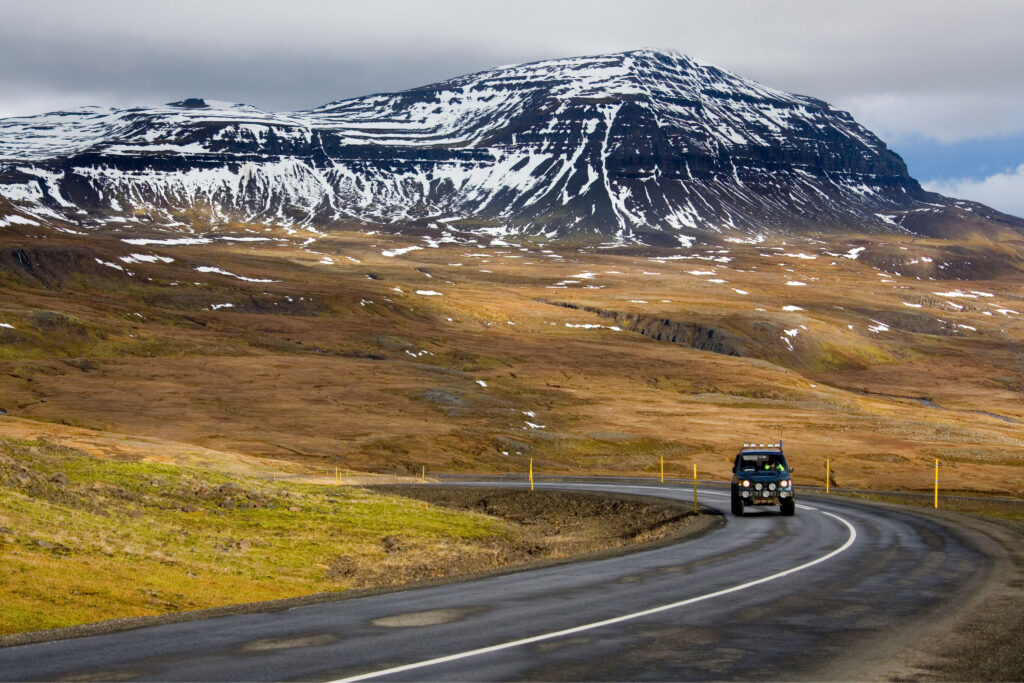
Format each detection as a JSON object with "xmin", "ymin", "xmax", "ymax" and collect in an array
[
  {"xmin": 529, "ymin": 458, "xmax": 534, "ymax": 491},
  {"xmin": 826, "ymin": 458, "xmax": 830, "ymax": 494},
  {"xmin": 692, "ymin": 463, "xmax": 698, "ymax": 513},
  {"xmin": 934, "ymin": 459, "xmax": 939, "ymax": 508}
]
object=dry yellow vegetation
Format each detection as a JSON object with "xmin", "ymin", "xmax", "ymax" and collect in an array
[{"xmin": 1, "ymin": 225, "xmax": 1021, "ymax": 497}]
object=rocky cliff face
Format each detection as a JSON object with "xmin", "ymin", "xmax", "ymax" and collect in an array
[{"xmin": 1, "ymin": 49, "xmax": 1020, "ymax": 242}]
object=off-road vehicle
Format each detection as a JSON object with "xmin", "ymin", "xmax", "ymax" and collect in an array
[{"xmin": 730, "ymin": 443, "xmax": 795, "ymax": 516}]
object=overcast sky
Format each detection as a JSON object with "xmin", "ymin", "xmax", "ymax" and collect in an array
[{"xmin": 2, "ymin": 0, "xmax": 1022, "ymax": 216}]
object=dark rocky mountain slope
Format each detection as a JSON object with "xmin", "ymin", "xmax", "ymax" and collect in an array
[{"xmin": 1, "ymin": 49, "xmax": 1021, "ymax": 243}]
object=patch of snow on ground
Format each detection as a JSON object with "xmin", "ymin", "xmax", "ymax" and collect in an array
[
  {"xmin": 476, "ymin": 380, "xmax": 487, "ymax": 388},
  {"xmin": 782, "ymin": 253, "xmax": 817, "ymax": 260},
  {"xmin": 195, "ymin": 266, "xmax": 278, "ymax": 282},
  {"xmin": 122, "ymin": 238, "xmax": 212, "ymax": 246},
  {"xmin": 782, "ymin": 305, "xmax": 803, "ymax": 311},
  {"xmin": 629, "ymin": 300, "xmax": 648, "ymax": 304},
  {"xmin": 210, "ymin": 303, "xmax": 234, "ymax": 310},
  {"xmin": 687, "ymin": 270, "xmax": 716, "ymax": 276},
  {"xmin": 733, "ymin": 289, "xmax": 748, "ymax": 295},
  {"xmin": 868, "ymin": 320, "xmax": 890, "ymax": 333},
  {"xmin": 902, "ymin": 302, "xmax": 922, "ymax": 308},
  {"xmin": 996, "ymin": 308, "xmax": 1020, "ymax": 315},
  {"xmin": 381, "ymin": 246, "xmax": 423, "ymax": 257},
  {"xmin": 0, "ymin": 215, "xmax": 39, "ymax": 226},
  {"xmin": 121, "ymin": 253, "xmax": 173, "ymax": 264},
  {"xmin": 958, "ymin": 324, "xmax": 977, "ymax": 331},
  {"xmin": 415, "ymin": 290, "xmax": 442, "ymax": 296},
  {"xmin": 0, "ymin": 323, "xmax": 15, "ymax": 329},
  {"xmin": 707, "ymin": 278, "xmax": 727, "ymax": 283},
  {"xmin": 95, "ymin": 258, "xmax": 126, "ymax": 272},
  {"xmin": 844, "ymin": 247, "xmax": 866, "ymax": 259},
  {"xmin": 785, "ymin": 281, "xmax": 807, "ymax": 286}
]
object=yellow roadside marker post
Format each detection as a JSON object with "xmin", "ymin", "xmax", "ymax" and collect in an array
[
  {"xmin": 692, "ymin": 463, "xmax": 698, "ymax": 514},
  {"xmin": 529, "ymin": 458, "xmax": 534, "ymax": 491},
  {"xmin": 660, "ymin": 456, "xmax": 664, "ymax": 484},
  {"xmin": 826, "ymin": 459, "xmax": 830, "ymax": 493},
  {"xmin": 335, "ymin": 466, "xmax": 338, "ymax": 484},
  {"xmin": 421, "ymin": 465, "xmax": 425, "ymax": 483},
  {"xmin": 934, "ymin": 459, "xmax": 939, "ymax": 509}
]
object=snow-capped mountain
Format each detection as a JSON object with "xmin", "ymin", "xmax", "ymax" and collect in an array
[{"xmin": 0, "ymin": 49, "xmax": 1020, "ymax": 242}]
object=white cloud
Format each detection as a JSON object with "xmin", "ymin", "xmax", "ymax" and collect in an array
[
  {"xmin": 923, "ymin": 165, "xmax": 1024, "ymax": 219},
  {"xmin": 838, "ymin": 93, "xmax": 1024, "ymax": 144}
]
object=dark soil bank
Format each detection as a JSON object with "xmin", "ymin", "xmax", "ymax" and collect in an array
[{"xmin": 372, "ymin": 484, "xmax": 716, "ymax": 561}]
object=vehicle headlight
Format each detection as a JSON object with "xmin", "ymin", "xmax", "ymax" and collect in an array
[
  {"xmin": 741, "ymin": 480, "xmax": 750, "ymax": 488},
  {"xmin": 754, "ymin": 482, "xmax": 763, "ymax": 491},
  {"xmin": 780, "ymin": 479, "xmax": 790, "ymax": 488}
]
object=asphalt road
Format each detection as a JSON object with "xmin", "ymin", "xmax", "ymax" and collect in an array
[{"xmin": 0, "ymin": 481, "xmax": 994, "ymax": 681}]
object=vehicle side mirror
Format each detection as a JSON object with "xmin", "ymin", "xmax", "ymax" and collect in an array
[
  {"xmin": 731, "ymin": 465, "xmax": 736, "ymax": 473},
  {"xmin": 789, "ymin": 466, "xmax": 796, "ymax": 473}
]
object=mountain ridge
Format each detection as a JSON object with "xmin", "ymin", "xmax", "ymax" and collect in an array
[{"xmin": 1, "ymin": 48, "xmax": 1021, "ymax": 243}]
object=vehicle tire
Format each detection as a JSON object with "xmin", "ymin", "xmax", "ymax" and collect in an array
[
  {"xmin": 731, "ymin": 495, "xmax": 744, "ymax": 516},
  {"xmin": 780, "ymin": 498, "xmax": 795, "ymax": 516}
]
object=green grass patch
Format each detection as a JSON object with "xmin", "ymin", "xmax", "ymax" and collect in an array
[{"xmin": 0, "ymin": 437, "xmax": 512, "ymax": 635}]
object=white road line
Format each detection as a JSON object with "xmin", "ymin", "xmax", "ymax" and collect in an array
[{"xmin": 334, "ymin": 506, "xmax": 857, "ymax": 682}]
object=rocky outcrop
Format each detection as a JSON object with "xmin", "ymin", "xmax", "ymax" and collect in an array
[{"xmin": 538, "ymin": 299, "xmax": 747, "ymax": 356}]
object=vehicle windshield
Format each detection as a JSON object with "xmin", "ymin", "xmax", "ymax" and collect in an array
[{"xmin": 738, "ymin": 453, "xmax": 787, "ymax": 472}]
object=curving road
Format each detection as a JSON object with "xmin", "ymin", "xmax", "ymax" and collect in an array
[{"xmin": 0, "ymin": 481, "xmax": 996, "ymax": 681}]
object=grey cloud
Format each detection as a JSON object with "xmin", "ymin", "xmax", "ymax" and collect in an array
[
  {"xmin": 0, "ymin": 33, "xmax": 524, "ymax": 113},
  {"xmin": 1, "ymin": 0, "xmax": 1022, "ymax": 142}
]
